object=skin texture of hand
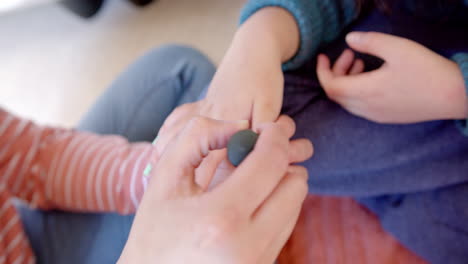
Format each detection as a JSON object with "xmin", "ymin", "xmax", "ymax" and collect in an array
[
  {"xmin": 317, "ymin": 31, "xmax": 468, "ymax": 124},
  {"xmin": 155, "ymin": 7, "xmax": 299, "ymax": 149},
  {"xmin": 118, "ymin": 116, "xmax": 313, "ymax": 264},
  {"xmin": 197, "ymin": 7, "xmax": 298, "ymax": 128},
  {"xmin": 154, "ymin": 7, "xmax": 300, "ymax": 186}
]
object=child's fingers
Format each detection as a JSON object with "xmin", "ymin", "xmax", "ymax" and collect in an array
[
  {"xmin": 276, "ymin": 115, "xmax": 296, "ymax": 139},
  {"xmin": 349, "ymin": 59, "xmax": 365, "ymax": 75},
  {"xmin": 252, "ymin": 94, "xmax": 283, "ymax": 131},
  {"xmin": 256, "ymin": 115, "xmax": 295, "ymax": 138},
  {"xmin": 316, "ymin": 54, "xmax": 334, "ymax": 87},
  {"xmin": 318, "ymin": 54, "xmax": 347, "ymax": 99},
  {"xmin": 332, "ymin": 49, "xmax": 355, "ymax": 76}
]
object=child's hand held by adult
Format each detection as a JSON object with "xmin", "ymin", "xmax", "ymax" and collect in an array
[
  {"xmin": 317, "ymin": 31, "xmax": 467, "ymax": 124},
  {"xmin": 119, "ymin": 116, "xmax": 313, "ymax": 264},
  {"xmin": 153, "ymin": 7, "xmax": 300, "ymax": 157}
]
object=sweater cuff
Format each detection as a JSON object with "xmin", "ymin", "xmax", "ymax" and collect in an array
[
  {"xmin": 452, "ymin": 53, "xmax": 468, "ymax": 136},
  {"xmin": 239, "ymin": 0, "xmax": 358, "ymax": 71},
  {"xmin": 239, "ymin": 0, "xmax": 319, "ymax": 70}
]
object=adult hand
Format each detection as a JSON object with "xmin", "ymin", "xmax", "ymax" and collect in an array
[
  {"xmin": 118, "ymin": 116, "xmax": 313, "ymax": 264},
  {"xmin": 317, "ymin": 31, "xmax": 467, "ymax": 124}
]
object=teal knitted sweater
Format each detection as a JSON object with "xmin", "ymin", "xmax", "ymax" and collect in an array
[{"xmin": 239, "ymin": 0, "xmax": 468, "ymax": 133}]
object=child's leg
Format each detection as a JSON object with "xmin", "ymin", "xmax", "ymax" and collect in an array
[
  {"xmin": 78, "ymin": 44, "xmax": 215, "ymax": 142},
  {"xmin": 281, "ymin": 73, "xmax": 468, "ymax": 263},
  {"xmin": 359, "ymin": 183, "xmax": 468, "ymax": 263},
  {"xmin": 17, "ymin": 44, "xmax": 215, "ymax": 264}
]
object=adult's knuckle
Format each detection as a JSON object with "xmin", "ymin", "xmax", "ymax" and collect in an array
[
  {"xmin": 182, "ymin": 116, "xmax": 209, "ymax": 140},
  {"xmin": 268, "ymin": 142, "xmax": 289, "ymax": 167},
  {"xmin": 202, "ymin": 211, "xmax": 240, "ymax": 242},
  {"xmin": 260, "ymin": 130, "xmax": 287, "ymax": 153}
]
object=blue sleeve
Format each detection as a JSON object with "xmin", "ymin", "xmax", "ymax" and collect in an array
[
  {"xmin": 453, "ymin": 53, "xmax": 468, "ymax": 136},
  {"xmin": 239, "ymin": 0, "xmax": 359, "ymax": 70}
]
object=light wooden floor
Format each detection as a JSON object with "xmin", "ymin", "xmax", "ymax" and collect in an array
[{"xmin": 0, "ymin": 0, "xmax": 244, "ymax": 126}]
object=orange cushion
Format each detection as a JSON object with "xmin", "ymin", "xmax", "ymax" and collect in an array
[{"xmin": 278, "ymin": 195, "xmax": 427, "ymax": 264}]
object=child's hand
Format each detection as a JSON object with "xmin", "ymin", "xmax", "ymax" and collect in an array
[
  {"xmin": 317, "ymin": 32, "xmax": 467, "ymax": 124},
  {"xmin": 154, "ymin": 46, "xmax": 284, "ymax": 166},
  {"xmin": 201, "ymin": 45, "xmax": 284, "ymax": 127},
  {"xmin": 155, "ymin": 7, "xmax": 299, "ymax": 158},
  {"xmin": 158, "ymin": 35, "xmax": 284, "ymax": 136}
]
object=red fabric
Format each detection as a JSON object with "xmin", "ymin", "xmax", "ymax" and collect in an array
[{"xmin": 278, "ymin": 195, "xmax": 427, "ymax": 264}]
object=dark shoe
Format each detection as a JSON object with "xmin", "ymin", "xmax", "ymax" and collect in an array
[
  {"xmin": 128, "ymin": 0, "xmax": 155, "ymax": 7},
  {"xmin": 61, "ymin": 0, "xmax": 104, "ymax": 18}
]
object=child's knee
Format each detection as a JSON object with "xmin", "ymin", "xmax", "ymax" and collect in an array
[{"xmin": 141, "ymin": 44, "xmax": 215, "ymax": 72}]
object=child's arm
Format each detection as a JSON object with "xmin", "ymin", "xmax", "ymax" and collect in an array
[
  {"xmin": 0, "ymin": 108, "xmax": 155, "ymax": 214},
  {"xmin": 155, "ymin": 1, "xmax": 362, "ymax": 156},
  {"xmin": 239, "ymin": 0, "xmax": 360, "ymax": 70},
  {"xmin": 156, "ymin": 0, "xmax": 362, "ymax": 147}
]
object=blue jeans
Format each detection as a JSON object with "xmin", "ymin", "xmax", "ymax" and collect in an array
[{"xmin": 17, "ymin": 45, "xmax": 216, "ymax": 264}]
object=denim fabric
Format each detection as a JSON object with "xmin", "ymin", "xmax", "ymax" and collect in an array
[{"xmin": 17, "ymin": 44, "xmax": 216, "ymax": 264}]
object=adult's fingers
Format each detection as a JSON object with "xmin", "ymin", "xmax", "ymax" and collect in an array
[
  {"xmin": 259, "ymin": 217, "xmax": 300, "ymax": 264},
  {"xmin": 252, "ymin": 166, "xmax": 308, "ymax": 249},
  {"xmin": 153, "ymin": 117, "xmax": 249, "ymax": 198},
  {"xmin": 214, "ymin": 122, "xmax": 290, "ymax": 214},
  {"xmin": 194, "ymin": 150, "xmax": 227, "ymax": 190},
  {"xmin": 288, "ymin": 138, "xmax": 314, "ymax": 163},
  {"xmin": 155, "ymin": 103, "xmax": 199, "ymax": 156}
]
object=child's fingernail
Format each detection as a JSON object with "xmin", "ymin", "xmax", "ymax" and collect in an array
[{"xmin": 346, "ymin": 32, "xmax": 363, "ymax": 44}]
